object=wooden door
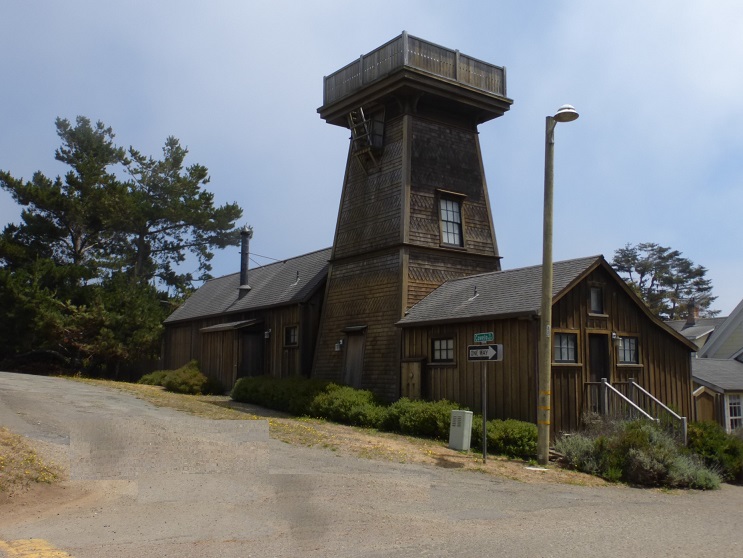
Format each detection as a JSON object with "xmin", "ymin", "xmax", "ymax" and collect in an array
[
  {"xmin": 344, "ymin": 333, "xmax": 365, "ymax": 388},
  {"xmin": 239, "ymin": 333, "xmax": 264, "ymax": 378},
  {"xmin": 589, "ymin": 334, "xmax": 609, "ymax": 383}
]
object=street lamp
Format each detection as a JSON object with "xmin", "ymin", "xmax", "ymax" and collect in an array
[{"xmin": 537, "ymin": 104, "xmax": 579, "ymax": 465}]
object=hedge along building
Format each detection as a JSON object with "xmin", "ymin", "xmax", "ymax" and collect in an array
[
  {"xmin": 312, "ymin": 32, "xmax": 512, "ymax": 401},
  {"xmin": 396, "ymin": 256, "xmax": 697, "ymax": 436}
]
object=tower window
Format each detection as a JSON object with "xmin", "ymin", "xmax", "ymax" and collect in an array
[{"xmin": 439, "ymin": 198, "xmax": 463, "ymax": 247}]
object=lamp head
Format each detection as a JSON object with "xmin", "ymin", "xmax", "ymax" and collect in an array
[{"xmin": 553, "ymin": 104, "xmax": 579, "ymax": 123}]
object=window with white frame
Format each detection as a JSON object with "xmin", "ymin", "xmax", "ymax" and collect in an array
[
  {"xmin": 618, "ymin": 337, "xmax": 639, "ymax": 364},
  {"xmin": 439, "ymin": 198, "xmax": 463, "ymax": 247},
  {"xmin": 553, "ymin": 333, "xmax": 577, "ymax": 363},
  {"xmin": 729, "ymin": 394, "xmax": 743, "ymax": 431},
  {"xmin": 432, "ymin": 338, "xmax": 454, "ymax": 363}
]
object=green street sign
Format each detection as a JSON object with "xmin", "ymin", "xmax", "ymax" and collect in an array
[{"xmin": 474, "ymin": 332, "xmax": 494, "ymax": 343}]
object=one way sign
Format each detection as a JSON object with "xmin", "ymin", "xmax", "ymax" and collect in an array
[{"xmin": 467, "ymin": 344, "xmax": 504, "ymax": 362}]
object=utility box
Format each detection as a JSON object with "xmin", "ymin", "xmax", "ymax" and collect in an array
[{"xmin": 448, "ymin": 410, "xmax": 473, "ymax": 451}]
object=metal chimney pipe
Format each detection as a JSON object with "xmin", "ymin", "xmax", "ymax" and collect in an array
[{"xmin": 239, "ymin": 225, "xmax": 253, "ymax": 297}]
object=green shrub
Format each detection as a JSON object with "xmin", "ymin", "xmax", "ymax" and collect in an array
[
  {"xmin": 138, "ymin": 369, "xmax": 170, "ymax": 386},
  {"xmin": 159, "ymin": 361, "xmax": 220, "ymax": 395},
  {"xmin": 381, "ymin": 398, "xmax": 461, "ymax": 439},
  {"xmin": 555, "ymin": 420, "xmax": 721, "ymax": 489},
  {"xmin": 230, "ymin": 375, "xmax": 332, "ymax": 415},
  {"xmin": 471, "ymin": 417, "xmax": 538, "ymax": 459},
  {"xmin": 687, "ymin": 421, "xmax": 743, "ymax": 483},
  {"xmin": 308, "ymin": 385, "xmax": 384, "ymax": 428}
]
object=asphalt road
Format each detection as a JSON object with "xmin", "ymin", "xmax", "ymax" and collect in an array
[{"xmin": 1, "ymin": 372, "xmax": 742, "ymax": 557}]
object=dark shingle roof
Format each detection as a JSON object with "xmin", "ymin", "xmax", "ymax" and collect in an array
[
  {"xmin": 164, "ymin": 248, "xmax": 331, "ymax": 324},
  {"xmin": 692, "ymin": 358, "xmax": 743, "ymax": 392},
  {"xmin": 397, "ymin": 255, "xmax": 601, "ymax": 327}
]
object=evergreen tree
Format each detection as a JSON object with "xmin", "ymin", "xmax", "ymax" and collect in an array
[{"xmin": 611, "ymin": 242, "xmax": 717, "ymax": 320}]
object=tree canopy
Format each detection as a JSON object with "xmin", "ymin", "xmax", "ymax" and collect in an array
[
  {"xmin": 611, "ymin": 242, "xmax": 717, "ymax": 320},
  {"xmin": 0, "ymin": 116, "xmax": 243, "ymax": 376}
]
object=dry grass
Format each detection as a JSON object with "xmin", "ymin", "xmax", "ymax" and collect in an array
[
  {"xmin": 0, "ymin": 427, "xmax": 60, "ymax": 496},
  {"xmin": 68, "ymin": 377, "xmax": 606, "ymax": 486}
]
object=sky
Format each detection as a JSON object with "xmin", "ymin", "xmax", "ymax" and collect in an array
[{"xmin": 1, "ymin": 0, "xmax": 741, "ymax": 315}]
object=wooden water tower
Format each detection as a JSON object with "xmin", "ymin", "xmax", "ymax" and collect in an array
[{"xmin": 313, "ymin": 32, "xmax": 513, "ymax": 400}]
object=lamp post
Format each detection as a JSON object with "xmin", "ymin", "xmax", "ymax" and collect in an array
[{"xmin": 537, "ymin": 104, "xmax": 579, "ymax": 465}]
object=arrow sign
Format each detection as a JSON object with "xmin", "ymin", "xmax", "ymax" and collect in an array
[{"xmin": 467, "ymin": 344, "xmax": 503, "ymax": 362}]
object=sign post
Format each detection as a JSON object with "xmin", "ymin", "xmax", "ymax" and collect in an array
[{"xmin": 469, "ymin": 334, "xmax": 503, "ymax": 463}]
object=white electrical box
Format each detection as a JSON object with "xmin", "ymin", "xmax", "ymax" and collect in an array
[{"xmin": 448, "ymin": 410, "xmax": 473, "ymax": 451}]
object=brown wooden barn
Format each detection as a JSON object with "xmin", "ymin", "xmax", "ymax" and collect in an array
[
  {"xmin": 162, "ymin": 238, "xmax": 330, "ymax": 389},
  {"xmin": 396, "ymin": 255, "xmax": 697, "ymax": 436}
]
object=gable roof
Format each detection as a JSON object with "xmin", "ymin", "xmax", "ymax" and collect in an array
[
  {"xmin": 396, "ymin": 254, "xmax": 697, "ymax": 350},
  {"xmin": 396, "ymin": 255, "xmax": 601, "ymax": 327},
  {"xmin": 699, "ymin": 298, "xmax": 743, "ymax": 359},
  {"xmin": 692, "ymin": 358, "xmax": 743, "ymax": 392},
  {"xmin": 665, "ymin": 317, "xmax": 727, "ymax": 342},
  {"xmin": 164, "ymin": 248, "xmax": 332, "ymax": 324}
]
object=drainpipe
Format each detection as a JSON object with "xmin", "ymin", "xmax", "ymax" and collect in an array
[{"xmin": 239, "ymin": 225, "xmax": 253, "ymax": 298}]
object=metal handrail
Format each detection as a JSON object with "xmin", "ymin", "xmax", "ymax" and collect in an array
[
  {"xmin": 602, "ymin": 379, "xmax": 656, "ymax": 421},
  {"xmin": 629, "ymin": 380, "xmax": 688, "ymax": 446}
]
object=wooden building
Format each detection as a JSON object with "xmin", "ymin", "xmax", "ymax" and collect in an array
[
  {"xmin": 312, "ymin": 32, "xmax": 512, "ymax": 401},
  {"xmin": 692, "ymin": 358, "xmax": 743, "ymax": 432},
  {"xmin": 396, "ymin": 256, "xmax": 696, "ymax": 436},
  {"xmin": 162, "ymin": 239, "xmax": 331, "ymax": 389}
]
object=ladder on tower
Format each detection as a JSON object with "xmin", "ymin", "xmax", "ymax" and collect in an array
[{"xmin": 347, "ymin": 107, "xmax": 383, "ymax": 172}]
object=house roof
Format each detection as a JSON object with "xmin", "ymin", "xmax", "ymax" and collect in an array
[
  {"xmin": 699, "ymin": 297, "xmax": 743, "ymax": 359},
  {"xmin": 164, "ymin": 248, "xmax": 332, "ymax": 324},
  {"xmin": 692, "ymin": 358, "xmax": 743, "ymax": 392},
  {"xmin": 396, "ymin": 255, "xmax": 601, "ymax": 327},
  {"xmin": 665, "ymin": 318, "xmax": 727, "ymax": 341}
]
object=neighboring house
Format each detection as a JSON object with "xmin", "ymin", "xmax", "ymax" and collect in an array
[
  {"xmin": 396, "ymin": 255, "xmax": 696, "ymax": 436},
  {"xmin": 666, "ymin": 314, "xmax": 727, "ymax": 353},
  {"xmin": 692, "ymin": 358, "xmax": 743, "ymax": 432},
  {"xmin": 162, "ymin": 237, "xmax": 331, "ymax": 388},
  {"xmin": 698, "ymin": 298, "xmax": 743, "ymax": 360}
]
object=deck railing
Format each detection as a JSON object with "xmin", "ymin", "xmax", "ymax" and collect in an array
[
  {"xmin": 322, "ymin": 31, "xmax": 507, "ymax": 106},
  {"xmin": 584, "ymin": 378, "xmax": 688, "ymax": 445}
]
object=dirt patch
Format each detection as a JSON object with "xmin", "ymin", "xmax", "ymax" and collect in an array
[{"xmin": 0, "ymin": 427, "xmax": 61, "ymax": 497}]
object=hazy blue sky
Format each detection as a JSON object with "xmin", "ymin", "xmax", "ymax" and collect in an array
[{"xmin": 1, "ymin": 1, "xmax": 741, "ymax": 314}]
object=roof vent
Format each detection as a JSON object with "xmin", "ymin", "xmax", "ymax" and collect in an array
[{"xmin": 468, "ymin": 286, "xmax": 479, "ymax": 302}]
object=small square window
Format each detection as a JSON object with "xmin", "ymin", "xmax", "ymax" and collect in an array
[
  {"xmin": 284, "ymin": 326, "xmax": 298, "ymax": 347},
  {"xmin": 618, "ymin": 337, "xmax": 638, "ymax": 364},
  {"xmin": 553, "ymin": 333, "xmax": 577, "ymax": 363},
  {"xmin": 432, "ymin": 338, "xmax": 454, "ymax": 362},
  {"xmin": 590, "ymin": 286, "xmax": 604, "ymax": 314}
]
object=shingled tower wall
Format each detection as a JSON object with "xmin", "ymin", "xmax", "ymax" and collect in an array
[{"xmin": 312, "ymin": 32, "xmax": 513, "ymax": 401}]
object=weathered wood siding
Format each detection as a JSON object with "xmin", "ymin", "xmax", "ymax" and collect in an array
[
  {"xmin": 400, "ymin": 266, "xmax": 693, "ymax": 436},
  {"xmin": 332, "ymin": 116, "xmax": 405, "ymax": 260},
  {"xmin": 162, "ymin": 293, "xmax": 324, "ymax": 389},
  {"xmin": 313, "ymin": 249, "xmax": 402, "ymax": 401},
  {"xmin": 402, "ymin": 318, "xmax": 536, "ymax": 422},
  {"xmin": 315, "ymin": 107, "xmax": 501, "ymax": 401}
]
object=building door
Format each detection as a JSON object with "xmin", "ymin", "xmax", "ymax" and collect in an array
[
  {"xmin": 343, "ymin": 333, "xmax": 365, "ymax": 388},
  {"xmin": 238, "ymin": 332, "xmax": 264, "ymax": 378},
  {"xmin": 589, "ymin": 334, "xmax": 610, "ymax": 383}
]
